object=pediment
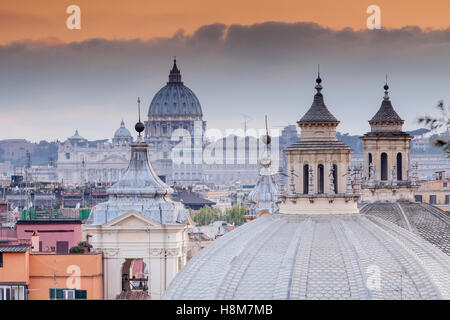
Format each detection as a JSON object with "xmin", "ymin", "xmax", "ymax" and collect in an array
[{"xmin": 104, "ymin": 210, "xmax": 160, "ymax": 228}]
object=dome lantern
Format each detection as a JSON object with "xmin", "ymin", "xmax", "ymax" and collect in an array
[{"xmin": 147, "ymin": 59, "xmax": 203, "ymax": 120}]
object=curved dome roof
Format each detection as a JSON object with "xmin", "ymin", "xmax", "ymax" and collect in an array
[
  {"xmin": 86, "ymin": 141, "xmax": 188, "ymax": 226},
  {"xmin": 114, "ymin": 120, "xmax": 132, "ymax": 138},
  {"xmin": 361, "ymin": 202, "xmax": 450, "ymax": 255},
  {"xmin": 148, "ymin": 59, "xmax": 202, "ymax": 119},
  {"xmin": 164, "ymin": 213, "xmax": 450, "ymax": 300},
  {"xmin": 68, "ymin": 130, "xmax": 85, "ymax": 141}
]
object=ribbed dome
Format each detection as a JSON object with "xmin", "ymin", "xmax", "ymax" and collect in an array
[
  {"xmin": 114, "ymin": 120, "xmax": 132, "ymax": 138},
  {"xmin": 148, "ymin": 59, "xmax": 202, "ymax": 119},
  {"xmin": 164, "ymin": 213, "xmax": 450, "ymax": 300}
]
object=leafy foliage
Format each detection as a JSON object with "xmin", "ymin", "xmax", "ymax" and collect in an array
[
  {"xmin": 223, "ymin": 204, "xmax": 248, "ymax": 226},
  {"xmin": 69, "ymin": 246, "xmax": 85, "ymax": 254},
  {"xmin": 418, "ymin": 100, "xmax": 450, "ymax": 154},
  {"xmin": 193, "ymin": 204, "xmax": 248, "ymax": 226},
  {"xmin": 193, "ymin": 206, "xmax": 222, "ymax": 226}
]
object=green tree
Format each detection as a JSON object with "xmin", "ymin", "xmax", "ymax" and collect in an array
[
  {"xmin": 193, "ymin": 205, "xmax": 222, "ymax": 226},
  {"xmin": 224, "ymin": 204, "xmax": 248, "ymax": 226},
  {"xmin": 419, "ymin": 100, "xmax": 450, "ymax": 154}
]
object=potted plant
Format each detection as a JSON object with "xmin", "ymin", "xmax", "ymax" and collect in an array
[
  {"xmin": 78, "ymin": 241, "xmax": 92, "ymax": 253},
  {"xmin": 69, "ymin": 246, "xmax": 84, "ymax": 254},
  {"xmin": 50, "ymin": 246, "xmax": 55, "ymax": 252}
]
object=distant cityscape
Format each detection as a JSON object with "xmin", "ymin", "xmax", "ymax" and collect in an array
[{"xmin": 1, "ymin": 59, "xmax": 450, "ymax": 301}]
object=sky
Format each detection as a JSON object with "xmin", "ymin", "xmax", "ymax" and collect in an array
[{"xmin": 1, "ymin": 1, "xmax": 450, "ymax": 142}]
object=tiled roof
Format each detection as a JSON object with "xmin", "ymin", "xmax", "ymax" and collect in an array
[
  {"xmin": 362, "ymin": 131, "xmax": 412, "ymax": 138},
  {"xmin": 173, "ymin": 191, "xmax": 216, "ymax": 205},
  {"xmin": 369, "ymin": 99, "xmax": 403, "ymax": 123},
  {"xmin": 361, "ymin": 202, "xmax": 450, "ymax": 255},
  {"xmin": 0, "ymin": 245, "xmax": 30, "ymax": 252},
  {"xmin": 284, "ymin": 140, "xmax": 351, "ymax": 152},
  {"xmin": 298, "ymin": 81, "xmax": 339, "ymax": 124}
]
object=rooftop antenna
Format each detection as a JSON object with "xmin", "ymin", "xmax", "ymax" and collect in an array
[{"xmin": 240, "ymin": 113, "xmax": 252, "ymax": 135}]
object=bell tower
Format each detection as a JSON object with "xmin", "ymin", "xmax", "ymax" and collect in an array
[
  {"xmin": 279, "ymin": 73, "xmax": 360, "ymax": 214},
  {"xmin": 360, "ymin": 81, "xmax": 417, "ymax": 202}
]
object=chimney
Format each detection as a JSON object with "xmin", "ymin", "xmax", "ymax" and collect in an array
[{"xmin": 31, "ymin": 231, "xmax": 40, "ymax": 252}]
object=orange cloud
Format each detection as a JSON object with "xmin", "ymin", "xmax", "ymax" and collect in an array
[{"xmin": 0, "ymin": 0, "xmax": 449, "ymax": 44}]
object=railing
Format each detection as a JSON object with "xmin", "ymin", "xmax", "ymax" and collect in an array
[{"xmin": 21, "ymin": 208, "xmax": 91, "ymax": 220}]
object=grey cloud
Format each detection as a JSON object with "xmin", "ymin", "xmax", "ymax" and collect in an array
[{"xmin": 1, "ymin": 22, "xmax": 450, "ymax": 142}]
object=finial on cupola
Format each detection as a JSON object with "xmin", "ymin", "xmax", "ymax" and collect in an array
[
  {"xmin": 168, "ymin": 56, "xmax": 182, "ymax": 83},
  {"xmin": 384, "ymin": 74, "xmax": 390, "ymax": 100},
  {"xmin": 135, "ymin": 96, "xmax": 145, "ymax": 137},
  {"xmin": 315, "ymin": 64, "xmax": 323, "ymax": 93},
  {"xmin": 262, "ymin": 115, "xmax": 271, "ymax": 151}
]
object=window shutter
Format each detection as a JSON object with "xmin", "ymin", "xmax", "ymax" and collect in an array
[{"xmin": 56, "ymin": 289, "xmax": 64, "ymax": 299}]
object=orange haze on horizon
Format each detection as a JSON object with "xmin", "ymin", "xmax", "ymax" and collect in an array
[{"xmin": 1, "ymin": 0, "xmax": 450, "ymax": 44}]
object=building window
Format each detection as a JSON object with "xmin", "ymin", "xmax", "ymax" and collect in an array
[
  {"xmin": 381, "ymin": 153, "xmax": 388, "ymax": 181},
  {"xmin": 64, "ymin": 289, "xmax": 75, "ymax": 300},
  {"xmin": 368, "ymin": 153, "xmax": 373, "ymax": 178},
  {"xmin": 429, "ymin": 195, "xmax": 437, "ymax": 205},
  {"xmin": 0, "ymin": 252, "xmax": 3, "ymax": 267},
  {"xmin": 318, "ymin": 164, "xmax": 324, "ymax": 194},
  {"xmin": 65, "ymin": 153, "xmax": 71, "ymax": 160},
  {"xmin": 49, "ymin": 288, "xmax": 87, "ymax": 300},
  {"xmin": 0, "ymin": 286, "xmax": 26, "ymax": 300},
  {"xmin": 396, "ymin": 153, "xmax": 402, "ymax": 181},
  {"xmin": 415, "ymin": 195, "xmax": 423, "ymax": 202},
  {"xmin": 56, "ymin": 241, "xmax": 69, "ymax": 254},
  {"xmin": 444, "ymin": 182, "xmax": 448, "ymax": 188},
  {"xmin": 303, "ymin": 164, "xmax": 309, "ymax": 194},
  {"xmin": 446, "ymin": 195, "xmax": 450, "ymax": 205},
  {"xmin": 332, "ymin": 164, "xmax": 338, "ymax": 194}
]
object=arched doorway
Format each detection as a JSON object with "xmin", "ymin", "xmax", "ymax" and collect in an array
[
  {"xmin": 380, "ymin": 153, "xmax": 388, "ymax": 181},
  {"xmin": 396, "ymin": 153, "xmax": 402, "ymax": 180},
  {"xmin": 318, "ymin": 164, "xmax": 324, "ymax": 194},
  {"xmin": 303, "ymin": 164, "xmax": 309, "ymax": 194},
  {"xmin": 120, "ymin": 258, "xmax": 149, "ymax": 299}
]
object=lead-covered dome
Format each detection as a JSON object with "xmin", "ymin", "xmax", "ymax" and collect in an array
[
  {"xmin": 164, "ymin": 213, "xmax": 450, "ymax": 300},
  {"xmin": 148, "ymin": 59, "xmax": 203, "ymax": 119},
  {"xmin": 114, "ymin": 120, "xmax": 132, "ymax": 138}
]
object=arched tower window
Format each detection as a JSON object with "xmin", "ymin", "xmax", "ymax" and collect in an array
[
  {"xmin": 303, "ymin": 164, "xmax": 309, "ymax": 194},
  {"xmin": 332, "ymin": 164, "xmax": 338, "ymax": 193},
  {"xmin": 368, "ymin": 153, "xmax": 373, "ymax": 178},
  {"xmin": 397, "ymin": 153, "xmax": 402, "ymax": 180},
  {"xmin": 381, "ymin": 153, "xmax": 388, "ymax": 181},
  {"xmin": 318, "ymin": 164, "xmax": 324, "ymax": 194}
]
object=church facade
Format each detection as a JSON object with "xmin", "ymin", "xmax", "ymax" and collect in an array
[
  {"xmin": 83, "ymin": 122, "xmax": 190, "ymax": 300},
  {"xmin": 56, "ymin": 125, "xmax": 132, "ymax": 186}
]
